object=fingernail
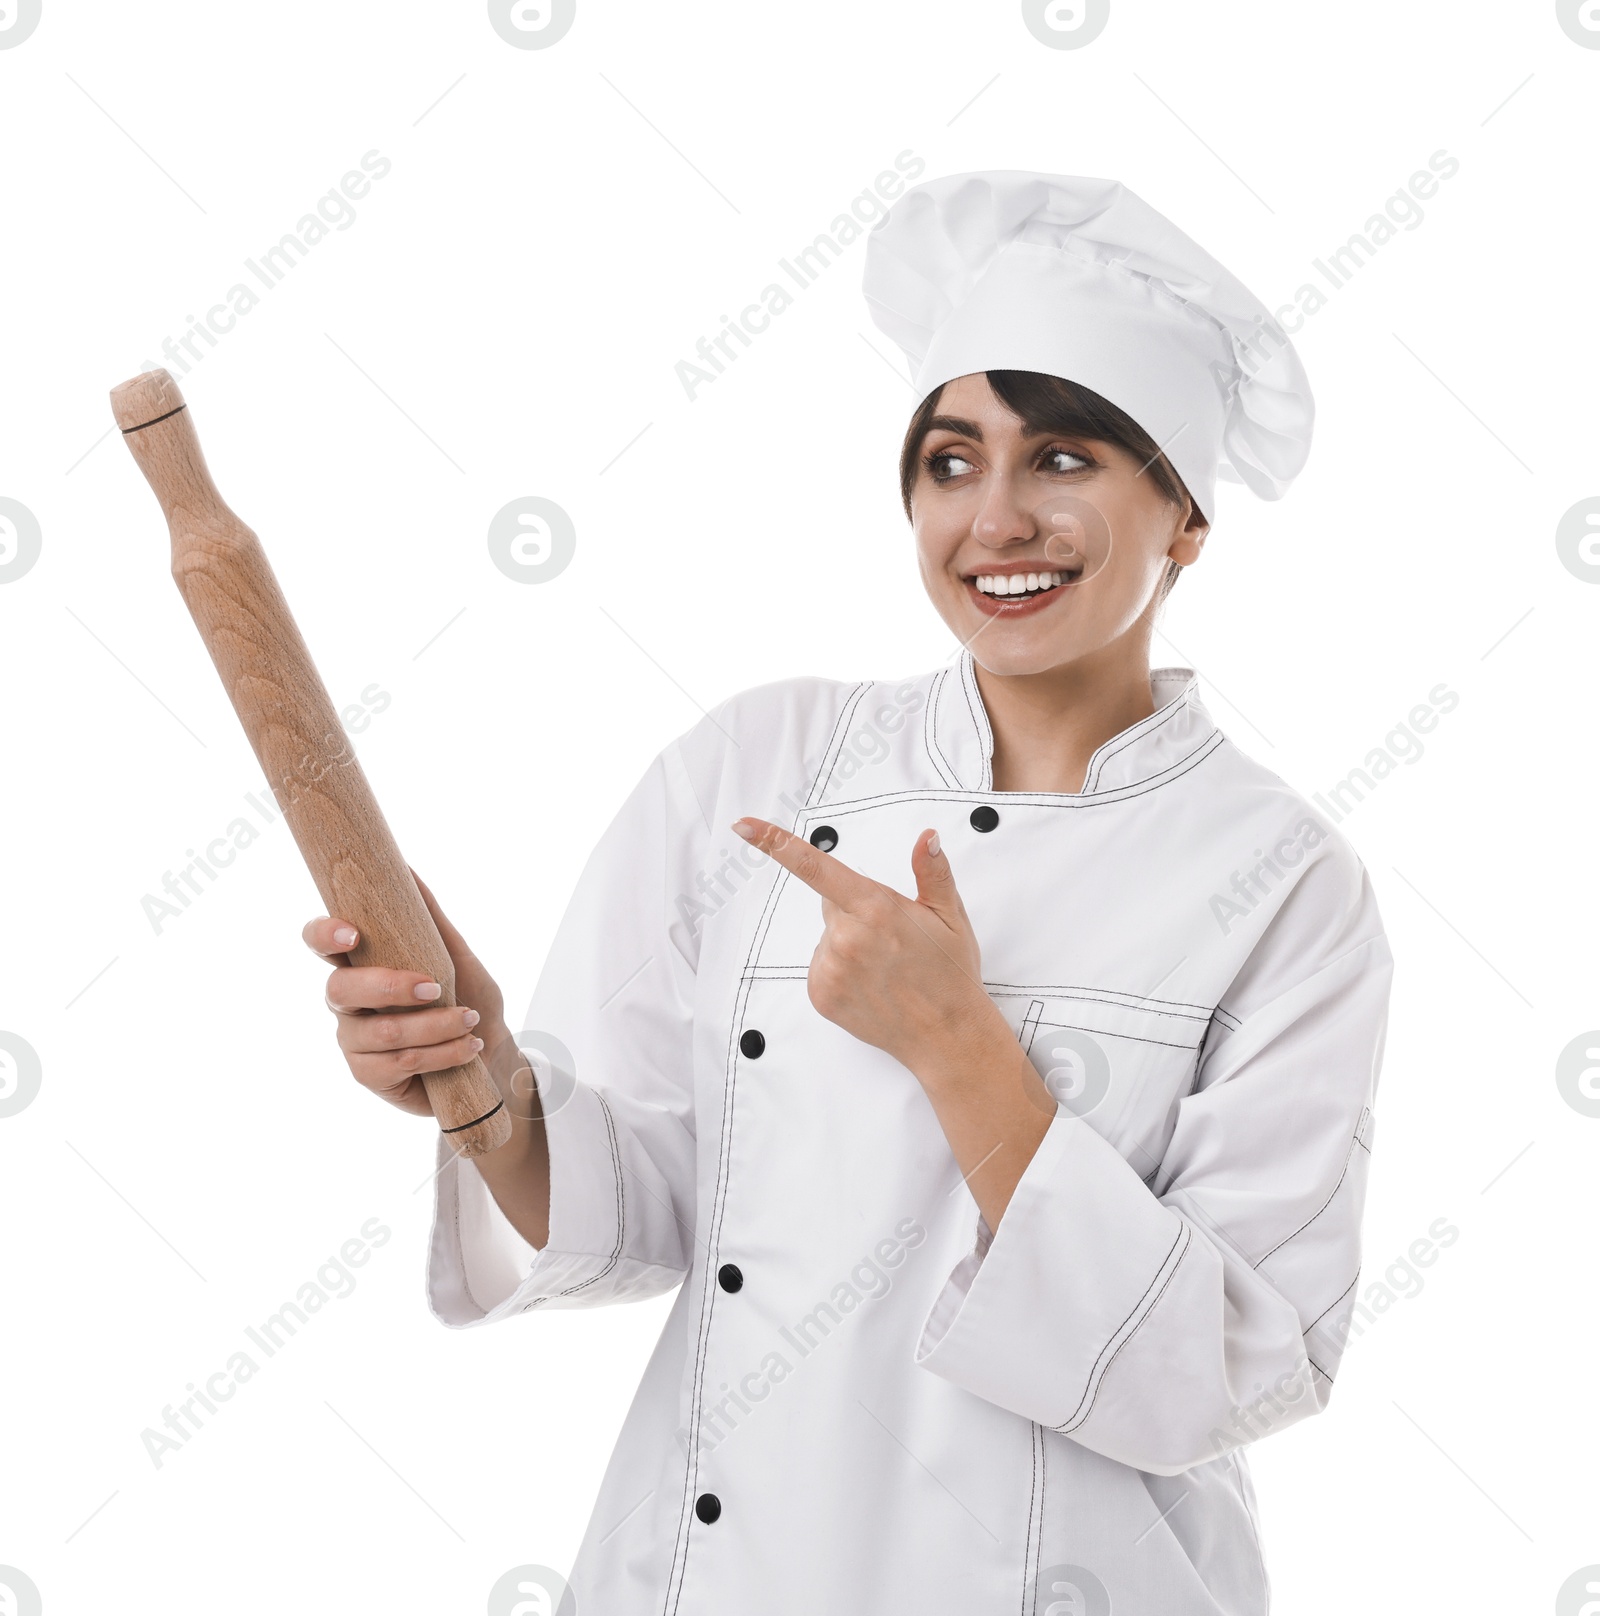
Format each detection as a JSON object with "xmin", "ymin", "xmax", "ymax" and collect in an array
[
  {"xmin": 927, "ymin": 831, "xmax": 941, "ymax": 857},
  {"xmin": 470, "ymin": 1036, "xmax": 485, "ymax": 1051},
  {"xmin": 414, "ymin": 981, "xmax": 442, "ymax": 1001},
  {"xmin": 334, "ymin": 926, "xmax": 358, "ymax": 947},
  {"xmin": 462, "ymin": 1008, "xmax": 480, "ymax": 1029},
  {"xmin": 730, "ymin": 819, "xmax": 756, "ymax": 843}
]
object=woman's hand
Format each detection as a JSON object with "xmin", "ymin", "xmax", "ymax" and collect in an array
[
  {"xmin": 301, "ymin": 868, "xmax": 510, "ymax": 1119},
  {"xmin": 732, "ymin": 817, "xmax": 1058, "ymax": 1231},
  {"xmin": 730, "ymin": 817, "xmax": 1000, "ymax": 1074}
]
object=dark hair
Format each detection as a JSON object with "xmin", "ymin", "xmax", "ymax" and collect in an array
[{"xmin": 897, "ymin": 369, "xmax": 1203, "ymax": 602}]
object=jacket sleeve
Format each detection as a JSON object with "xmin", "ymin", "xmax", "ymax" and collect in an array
[
  {"xmin": 912, "ymin": 838, "xmax": 1394, "ymax": 1475},
  {"xmin": 426, "ymin": 728, "xmax": 716, "ymax": 1328}
]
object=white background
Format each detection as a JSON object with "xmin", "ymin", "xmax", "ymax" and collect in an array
[{"xmin": 1, "ymin": 2, "xmax": 1596, "ymax": 1611}]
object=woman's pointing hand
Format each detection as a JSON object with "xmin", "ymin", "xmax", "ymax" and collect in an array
[
  {"xmin": 732, "ymin": 816, "xmax": 1059, "ymax": 1228},
  {"xmin": 730, "ymin": 818, "xmax": 997, "ymax": 1072}
]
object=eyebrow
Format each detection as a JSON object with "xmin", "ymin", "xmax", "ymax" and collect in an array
[
  {"xmin": 924, "ymin": 415, "xmax": 985, "ymax": 440},
  {"xmin": 922, "ymin": 415, "xmax": 1090, "ymax": 445}
]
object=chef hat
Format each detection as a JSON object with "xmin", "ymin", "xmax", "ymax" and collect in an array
[{"xmin": 861, "ymin": 171, "xmax": 1314, "ymax": 520}]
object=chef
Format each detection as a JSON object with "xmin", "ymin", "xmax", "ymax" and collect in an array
[{"xmin": 310, "ymin": 171, "xmax": 1393, "ymax": 1614}]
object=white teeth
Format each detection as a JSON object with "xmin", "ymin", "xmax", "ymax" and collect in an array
[{"xmin": 972, "ymin": 571, "xmax": 1068, "ymax": 597}]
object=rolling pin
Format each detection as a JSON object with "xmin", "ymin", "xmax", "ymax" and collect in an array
[{"xmin": 110, "ymin": 368, "xmax": 512, "ymax": 1158}]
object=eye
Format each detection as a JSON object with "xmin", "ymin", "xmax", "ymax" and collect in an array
[
  {"xmin": 1042, "ymin": 445, "xmax": 1094, "ymax": 473},
  {"xmin": 923, "ymin": 448, "xmax": 976, "ymax": 482}
]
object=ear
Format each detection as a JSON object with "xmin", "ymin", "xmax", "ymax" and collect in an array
[{"xmin": 1169, "ymin": 498, "xmax": 1209, "ymax": 566}]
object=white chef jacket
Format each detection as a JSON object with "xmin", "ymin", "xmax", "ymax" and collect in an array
[{"xmin": 426, "ymin": 649, "xmax": 1393, "ymax": 1616}]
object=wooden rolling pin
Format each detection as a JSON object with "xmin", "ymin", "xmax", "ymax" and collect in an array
[{"xmin": 110, "ymin": 368, "xmax": 512, "ymax": 1158}]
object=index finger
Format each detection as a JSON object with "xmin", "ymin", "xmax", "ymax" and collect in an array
[
  {"xmin": 731, "ymin": 817, "xmax": 879, "ymax": 910},
  {"xmin": 302, "ymin": 915, "xmax": 360, "ymax": 959}
]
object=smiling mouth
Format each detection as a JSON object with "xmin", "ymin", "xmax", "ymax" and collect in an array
[
  {"xmin": 964, "ymin": 566, "xmax": 1081, "ymax": 608},
  {"xmin": 973, "ymin": 569, "xmax": 1072, "ymax": 599}
]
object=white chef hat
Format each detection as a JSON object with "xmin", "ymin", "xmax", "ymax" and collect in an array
[{"xmin": 861, "ymin": 171, "xmax": 1314, "ymax": 520}]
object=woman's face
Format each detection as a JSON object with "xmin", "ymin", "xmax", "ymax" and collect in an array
[{"xmin": 909, "ymin": 373, "xmax": 1208, "ymax": 678}]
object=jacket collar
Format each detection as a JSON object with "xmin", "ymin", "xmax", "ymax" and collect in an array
[{"xmin": 925, "ymin": 647, "xmax": 1218, "ymax": 796}]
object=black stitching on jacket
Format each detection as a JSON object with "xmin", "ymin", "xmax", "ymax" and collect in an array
[
  {"xmin": 1032, "ymin": 1021, "xmax": 1206, "ymax": 1053},
  {"xmin": 1303, "ymin": 1271, "xmax": 1360, "ymax": 1336},
  {"xmin": 1251, "ymin": 1124, "xmax": 1365, "ymax": 1271},
  {"xmin": 925, "ymin": 666, "xmax": 962, "ymax": 788},
  {"xmin": 1020, "ymin": 1419, "xmax": 1041, "ymax": 1616},
  {"xmin": 666, "ymin": 683, "xmax": 870, "ymax": 1612},
  {"xmin": 985, "ymin": 983, "xmax": 1213, "ymax": 1019},
  {"xmin": 513, "ymin": 1086, "xmax": 628, "ymax": 1310},
  {"xmin": 800, "ymin": 730, "xmax": 1225, "ymax": 816},
  {"xmin": 1054, "ymin": 1222, "xmax": 1193, "ymax": 1434},
  {"xmin": 807, "ymin": 681, "xmax": 873, "ymax": 805},
  {"xmin": 957, "ymin": 652, "xmax": 993, "ymax": 793},
  {"xmin": 1083, "ymin": 688, "xmax": 1190, "ymax": 792}
]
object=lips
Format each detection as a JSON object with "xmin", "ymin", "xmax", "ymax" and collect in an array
[{"xmin": 963, "ymin": 563, "xmax": 1081, "ymax": 618}]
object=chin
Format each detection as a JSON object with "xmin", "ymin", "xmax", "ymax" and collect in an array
[{"xmin": 965, "ymin": 631, "xmax": 1086, "ymax": 680}]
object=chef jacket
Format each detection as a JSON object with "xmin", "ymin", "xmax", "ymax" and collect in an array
[{"xmin": 426, "ymin": 649, "xmax": 1393, "ymax": 1616}]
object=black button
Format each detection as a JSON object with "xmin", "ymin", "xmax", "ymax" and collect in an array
[
  {"xmin": 969, "ymin": 805, "xmax": 1000, "ymax": 833},
  {"xmin": 718, "ymin": 1263, "xmax": 743, "ymax": 1293},
  {"xmin": 809, "ymin": 824, "xmax": 838, "ymax": 852},
  {"xmin": 695, "ymin": 1492, "xmax": 721, "ymax": 1523},
  {"xmin": 739, "ymin": 1028, "xmax": 766, "ymax": 1060}
]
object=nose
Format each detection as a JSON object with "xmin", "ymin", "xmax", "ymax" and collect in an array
[{"xmin": 971, "ymin": 475, "xmax": 1037, "ymax": 550}]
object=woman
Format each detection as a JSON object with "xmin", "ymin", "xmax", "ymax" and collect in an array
[{"xmin": 304, "ymin": 173, "xmax": 1392, "ymax": 1614}]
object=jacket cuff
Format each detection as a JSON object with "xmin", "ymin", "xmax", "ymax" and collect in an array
[
  {"xmin": 913, "ymin": 1107, "xmax": 1187, "ymax": 1428},
  {"xmin": 426, "ymin": 1069, "xmax": 628, "ymax": 1328}
]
